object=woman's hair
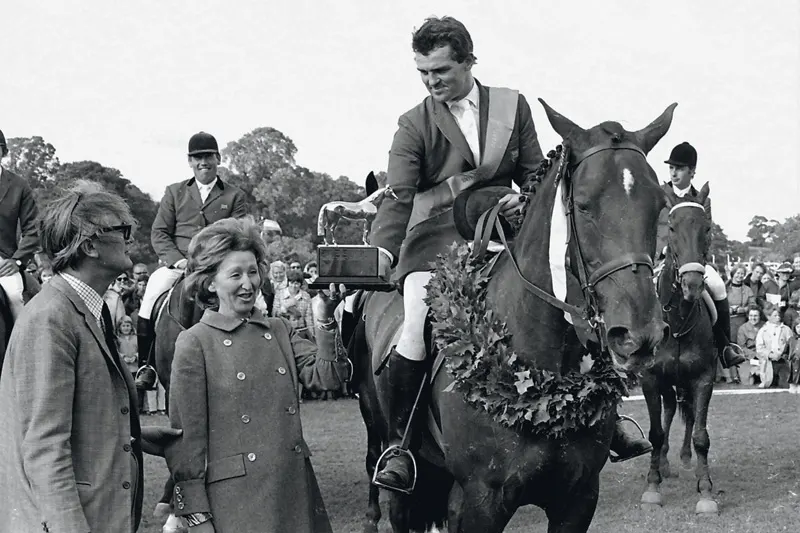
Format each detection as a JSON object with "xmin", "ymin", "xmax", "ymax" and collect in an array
[
  {"xmin": 751, "ymin": 262, "xmax": 766, "ymax": 275},
  {"xmin": 39, "ymin": 180, "xmax": 136, "ymax": 273},
  {"xmin": 747, "ymin": 304, "xmax": 762, "ymax": 315},
  {"xmin": 287, "ymin": 270, "xmax": 305, "ymax": 284},
  {"xmin": 790, "ymin": 289, "xmax": 800, "ymax": 307},
  {"xmin": 116, "ymin": 315, "xmax": 135, "ymax": 335},
  {"xmin": 731, "ymin": 264, "xmax": 747, "ymax": 278},
  {"xmin": 762, "ymin": 302, "xmax": 779, "ymax": 318},
  {"xmin": 184, "ymin": 217, "xmax": 269, "ymax": 308}
]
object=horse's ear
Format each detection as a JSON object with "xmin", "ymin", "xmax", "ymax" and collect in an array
[
  {"xmin": 633, "ymin": 103, "xmax": 677, "ymax": 154},
  {"xmin": 697, "ymin": 181, "xmax": 710, "ymax": 205},
  {"xmin": 663, "ymin": 189, "xmax": 675, "ymax": 210},
  {"xmin": 539, "ymin": 98, "xmax": 584, "ymax": 141},
  {"xmin": 365, "ymin": 171, "xmax": 378, "ymax": 196}
]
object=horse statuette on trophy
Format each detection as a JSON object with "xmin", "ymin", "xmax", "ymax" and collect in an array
[{"xmin": 310, "ymin": 172, "xmax": 397, "ymax": 291}]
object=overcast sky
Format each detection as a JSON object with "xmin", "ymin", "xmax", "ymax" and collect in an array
[{"xmin": 2, "ymin": 0, "xmax": 798, "ymax": 240}]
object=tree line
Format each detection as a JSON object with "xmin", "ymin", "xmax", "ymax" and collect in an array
[{"xmin": 5, "ymin": 128, "xmax": 381, "ymax": 267}]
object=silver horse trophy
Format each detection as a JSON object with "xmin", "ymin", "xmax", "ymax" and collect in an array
[{"xmin": 309, "ymin": 171, "xmax": 397, "ymax": 291}]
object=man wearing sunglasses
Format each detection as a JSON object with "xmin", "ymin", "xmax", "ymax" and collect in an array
[
  {"xmin": 0, "ymin": 129, "xmax": 40, "ymax": 320},
  {"xmin": 0, "ymin": 180, "xmax": 182, "ymax": 533},
  {"xmin": 137, "ymin": 132, "xmax": 248, "ymax": 364}
]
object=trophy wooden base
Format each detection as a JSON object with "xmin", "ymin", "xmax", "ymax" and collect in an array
[{"xmin": 308, "ymin": 245, "xmax": 396, "ymax": 292}]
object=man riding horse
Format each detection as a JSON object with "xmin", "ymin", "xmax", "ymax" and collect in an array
[
  {"xmin": 0, "ymin": 129, "xmax": 40, "ymax": 321},
  {"xmin": 656, "ymin": 142, "xmax": 746, "ymax": 370},
  {"xmin": 369, "ymin": 16, "xmax": 652, "ymax": 494},
  {"xmin": 136, "ymin": 132, "xmax": 249, "ymax": 370}
]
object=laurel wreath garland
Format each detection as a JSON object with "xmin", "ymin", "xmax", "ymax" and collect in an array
[{"xmin": 425, "ymin": 242, "xmax": 629, "ymax": 438}]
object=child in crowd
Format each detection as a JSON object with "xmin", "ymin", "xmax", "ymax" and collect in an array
[
  {"xmin": 116, "ymin": 316, "xmax": 145, "ymax": 410},
  {"xmin": 756, "ymin": 303, "xmax": 793, "ymax": 388},
  {"xmin": 39, "ymin": 267, "xmax": 54, "ymax": 284}
]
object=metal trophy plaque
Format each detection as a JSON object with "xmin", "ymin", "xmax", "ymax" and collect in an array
[{"xmin": 309, "ymin": 182, "xmax": 397, "ymax": 291}]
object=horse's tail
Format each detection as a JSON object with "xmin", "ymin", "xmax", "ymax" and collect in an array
[{"xmin": 317, "ymin": 203, "xmax": 327, "ymax": 237}]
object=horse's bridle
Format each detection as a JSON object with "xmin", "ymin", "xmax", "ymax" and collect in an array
[
  {"xmin": 484, "ymin": 138, "xmax": 655, "ymax": 351},
  {"xmin": 667, "ymin": 202, "xmax": 708, "ymax": 277}
]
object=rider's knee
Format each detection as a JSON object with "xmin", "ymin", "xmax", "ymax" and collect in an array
[{"xmin": 703, "ymin": 265, "xmax": 726, "ymax": 300}]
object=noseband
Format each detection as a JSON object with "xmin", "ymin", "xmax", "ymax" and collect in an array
[{"xmin": 483, "ymin": 138, "xmax": 655, "ymax": 351}]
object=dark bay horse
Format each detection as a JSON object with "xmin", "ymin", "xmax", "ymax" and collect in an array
[
  {"xmin": 639, "ymin": 183, "xmax": 720, "ymax": 515},
  {"xmin": 0, "ymin": 271, "xmax": 41, "ymax": 377},
  {"xmin": 351, "ymin": 100, "xmax": 677, "ymax": 533}
]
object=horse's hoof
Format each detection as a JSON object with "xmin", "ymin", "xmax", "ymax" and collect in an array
[
  {"xmin": 681, "ymin": 457, "xmax": 693, "ymax": 470},
  {"xmin": 660, "ymin": 463, "xmax": 675, "ymax": 478},
  {"xmin": 641, "ymin": 491, "xmax": 663, "ymax": 507},
  {"xmin": 695, "ymin": 498, "xmax": 719, "ymax": 515}
]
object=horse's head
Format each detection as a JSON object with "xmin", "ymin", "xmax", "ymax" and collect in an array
[
  {"xmin": 367, "ymin": 186, "xmax": 398, "ymax": 207},
  {"xmin": 665, "ymin": 184, "xmax": 711, "ymax": 302},
  {"xmin": 539, "ymin": 99, "xmax": 675, "ymax": 368}
]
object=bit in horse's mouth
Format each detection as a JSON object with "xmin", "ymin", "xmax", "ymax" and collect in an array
[{"xmin": 610, "ymin": 347, "xmax": 654, "ymax": 372}]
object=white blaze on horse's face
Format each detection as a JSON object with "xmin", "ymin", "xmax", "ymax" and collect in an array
[{"xmin": 622, "ymin": 168, "xmax": 635, "ymax": 196}]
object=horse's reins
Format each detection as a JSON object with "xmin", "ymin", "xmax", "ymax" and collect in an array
[{"xmin": 474, "ymin": 139, "xmax": 655, "ymax": 352}]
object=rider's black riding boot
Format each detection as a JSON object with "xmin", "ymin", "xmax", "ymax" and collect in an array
[
  {"xmin": 712, "ymin": 300, "xmax": 746, "ymax": 368},
  {"xmin": 373, "ymin": 348, "xmax": 427, "ymax": 492},
  {"xmin": 609, "ymin": 415, "xmax": 652, "ymax": 462},
  {"xmin": 136, "ymin": 317, "xmax": 153, "ymax": 368}
]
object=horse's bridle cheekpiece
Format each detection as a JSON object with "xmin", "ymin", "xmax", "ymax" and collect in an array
[{"xmin": 475, "ymin": 137, "xmax": 654, "ymax": 352}]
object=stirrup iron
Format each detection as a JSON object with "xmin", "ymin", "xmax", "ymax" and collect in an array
[{"xmin": 609, "ymin": 414, "xmax": 648, "ymax": 464}]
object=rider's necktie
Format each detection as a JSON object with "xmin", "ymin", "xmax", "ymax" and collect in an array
[{"xmin": 453, "ymin": 99, "xmax": 480, "ymax": 166}]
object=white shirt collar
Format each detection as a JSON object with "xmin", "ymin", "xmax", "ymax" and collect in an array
[
  {"xmin": 196, "ymin": 177, "xmax": 217, "ymax": 192},
  {"xmin": 673, "ymin": 183, "xmax": 693, "ymax": 198},
  {"xmin": 447, "ymin": 80, "xmax": 480, "ymax": 111}
]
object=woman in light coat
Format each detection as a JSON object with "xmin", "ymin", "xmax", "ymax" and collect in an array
[
  {"xmin": 756, "ymin": 303, "xmax": 793, "ymax": 388},
  {"xmin": 166, "ymin": 217, "xmax": 349, "ymax": 533}
]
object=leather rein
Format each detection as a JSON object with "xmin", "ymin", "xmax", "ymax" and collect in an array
[{"xmin": 473, "ymin": 139, "xmax": 655, "ymax": 351}]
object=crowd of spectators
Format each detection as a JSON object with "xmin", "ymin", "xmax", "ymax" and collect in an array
[{"xmin": 724, "ymin": 256, "xmax": 800, "ymax": 391}]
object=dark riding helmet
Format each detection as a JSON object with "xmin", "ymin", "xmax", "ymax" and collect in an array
[
  {"xmin": 664, "ymin": 142, "xmax": 697, "ymax": 168},
  {"xmin": 188, "ymin": 131, "xmax": 220, "ymax": 156}
]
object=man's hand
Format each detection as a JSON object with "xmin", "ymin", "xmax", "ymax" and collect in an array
[
  {"xmin": 378, "ymin": 249, "xmax": 393, "ymax": 280},
  {"xmin": 140, "ymin": 426, "xmax": 183, "ymax": 457},
  {"xmin": 498, "ymin": 194, "xmax": 527, "ymax": 224},
  {"xmin": 0, "ymin": 258, "xmax": 20, "ymax": 277}
]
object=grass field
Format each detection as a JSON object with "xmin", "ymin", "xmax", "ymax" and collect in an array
[{"xmin": 138, "ymin": 389, "xmax": 800, "ymax": 533}]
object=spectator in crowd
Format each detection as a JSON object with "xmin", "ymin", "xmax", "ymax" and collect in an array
[
  {"xmin": 305, "ymin": 261, "xmax": 318, "ymax": 284},
  {"xmin": 737, "ymin": 305, "xmax": 763, "ymax": 385},
  {"xmin": 116, "ymin": 316, "xmax": 145, "ymax": 412},
  {"xmin": 775, "ymin": 262, "xmax": 800, "ymax": 317},
  {"xmin": 784, "ymin": 289, "xmax": 800, "ymax": 329},
  {"xmin": 756, "ymin": 302, "xmax": 793, "ymax": 388},
  {"xmin": 165, "ymin": 217, "xmax": 346, "ymax": 532},
  {"xmin": 746, "ymin": 263, "xmax": 766, "ymax": 305},
  {"xmin": 39, "ymin": 267, "xmax": 54, "ymax": 284},
  {"xmin": 789, "ymin": 321, "xmax": 800, "ymax": 394},
  {"xmin": 727, "ymin": 264, "xmax": 755, "ymax": 341},
  {"xmin": 276, "ymin": 270, "xmax": 316, "ymax": 341},
  {"xmin": 103, "ymin": 272, "xmax": 129, "ymax": 333},
  {"xmin": 132, "ymin": 262, "xmax": 149, "ymax": 282},
  {"xmin": 758, "ymin": 269, "xmax": 780, "ymax": 310},
  {"xmin": 270, "ymin": 260, "xmax": 289, "ymax": 301},
  {"xmin": 792, "ymin": 255, "xmax": 800, "ymax": 278},
  {"xmin": 125, "ymin": 274, "xmax": 147, "ymax": 317}
]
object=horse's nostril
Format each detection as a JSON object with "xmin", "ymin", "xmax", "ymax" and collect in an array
[
  {"xmin": 607, "ymin": 327, "xmax": 630, "ymax": 346},
  {"xmin": 662, "ymin": 324, "xmax": 671, "ymax": 342}
]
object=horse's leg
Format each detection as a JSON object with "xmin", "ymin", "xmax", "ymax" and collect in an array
[
  {"xmin": 691, "ymin": 374, "xmax": 718, "ymax": 515},
  {"xmin": 358, "ymin": 393, "xmax": 382, "ymax": 533},
  {"xmin": 361, "ymin": 220, "xmax": 369, "ymax": 245},
  {"xmin": 446, "ymin": 481, "xmax": 513, "ymax": 533},
  {"xmin": 388, "ymin": 493, "xmax": 411, "ymax": 533},
  {"xmin": 544, "ymin": 476, "xmax": 600, "ymax": 533},
  {"xmin": 660, "ymin": 383, "xmax": 678, "ymax": 478},
  {"xmin": 640, "ymin": 373, "xmax": 665, "ymax": 508},
  {"xmin": 679, "ymin": 392, "xmax": 695, "ymax": 470}
]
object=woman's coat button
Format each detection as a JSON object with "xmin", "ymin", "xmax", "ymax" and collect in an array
[
  {"xmin": 223, "ymin": 339, "xmax": 232, "ymax": 346},
  {"xmin": 277, "ymin": 367, "xmax": 287, "ymax": 375},
  {"xmin": 264, "ymin": 332, "xmax": 272, "ymax": 340},
  {"xmin": 247, "ymin": 452, "xmax": 257, "ymax": 462},
  {"xmin": 237, "ymin": 372, "xmax": 246, "ymax": 380}
]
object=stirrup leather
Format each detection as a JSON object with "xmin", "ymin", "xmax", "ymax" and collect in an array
[{"xmin": 372, "ymin": 445, "xmax": 418, "ymax": 494}]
